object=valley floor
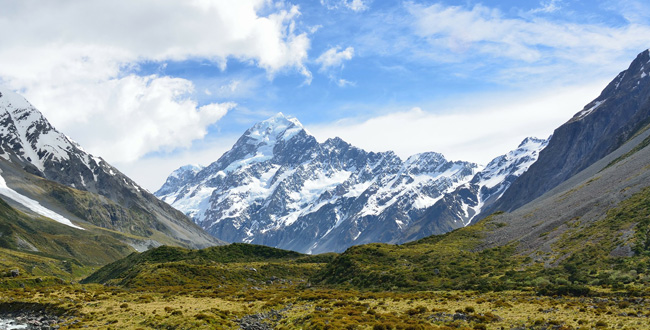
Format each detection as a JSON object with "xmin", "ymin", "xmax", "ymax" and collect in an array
[{"xmin": 1, "ymin": 282, "xmax": 649, "ymax": 329}]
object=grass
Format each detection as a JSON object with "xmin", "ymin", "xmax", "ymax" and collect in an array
[
  {"xmin": 313, "ymin": 214, "xmax": 523, "ymax": 292},
  {"xmin": 2, "ymin": 283, "xmax": 650, "ymax": 329}
]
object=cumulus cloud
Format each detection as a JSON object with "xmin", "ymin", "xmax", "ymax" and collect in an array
[
  {"xmin": 308, "ymin": 81, "xmax": 608, "ymax": 164},
  {"xmin": 29, "ymin": 74, "xmax": 234, "ymax": 163},
  {"xmin": 114, "ymin": 135, "xmax": 239, "ymax": 192},
  {"xmin": 0, "ymin": 0, "xmax": 310, "ymax": 163},
  {"xmin": 316, "ymin": 46, "xmax": 355, "ymax": 71},
  {"xmin": 315, "ymin": 46, "xmax": 355, "ymax": 85}
]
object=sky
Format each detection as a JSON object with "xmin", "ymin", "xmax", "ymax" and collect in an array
[{"xmin": 0, "ymin": 0, "xmax": 649, "ymax": 191}]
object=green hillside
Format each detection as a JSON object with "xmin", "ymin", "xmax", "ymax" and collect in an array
[
  {"xmin": 313, "ymin": 185, "xmax": 650, "ymax": 296},
  {"xmin": 82, "ymin": 243, "xmax": 334, "ymax": 288}
]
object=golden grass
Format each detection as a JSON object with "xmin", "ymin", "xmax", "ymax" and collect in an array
[{"xmin": 2, "ymin": 283, "xmax": 650, "ymax": 330}]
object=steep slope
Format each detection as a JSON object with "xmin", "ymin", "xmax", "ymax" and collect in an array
[
  {"xmin": 481, "ymin": 123, "xmax": 650, "ymax": 257},
  {"xmin": 400, "ymin": 137, "xmax": 548, "ymax": 242},
  {"xmin": 0, "ymin": 197, "xmax": 133, "ymax": 269},
  {"xmin": 0, "ymin": 88, "xmax": 221, "ymax": 250},
  {"xmin": 157, "ymin": 114, "xmax": 479, "ymax": 253},
  {"xmin": 489, "ymin": 49, "xmax": 650, "ymax": 213}
]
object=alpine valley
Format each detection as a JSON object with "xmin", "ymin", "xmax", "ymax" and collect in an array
[
  {"xmin": 2, "ymin": 48, "xmax": 650, "ymax": 330},
  {"xmin": 156, "ymin": 114, "xmax": 547, "ymax": 253}
]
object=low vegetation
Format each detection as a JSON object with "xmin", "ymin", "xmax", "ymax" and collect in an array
[{"xmin": 2, "ymin": 176, "xmax": 650, "ymax": 328}]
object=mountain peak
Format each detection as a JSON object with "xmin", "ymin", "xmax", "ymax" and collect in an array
[
  {"xmin": 517, "ymin": 136, "xmax": 548, "ymax": 148},
  {"xmin": 245, "ymin": 112, "xmax": 306, "ymax": 144},
  {"xmin": 572, "ymin": 49, "xmax": 650, "ymax": 121},
  {"xmin": 171, "ymin": 164, "xmax": 204, "ymax": 178},
  {"xmin": 258, "ymin": 112, "xmax": 304, "ymax": 131},
  {"xmin": 0, "ymin": 87, "xmax": 33, "ymax": 112},
  {"xmin": 491, "ymin": 49, "xmax": 650, "ymax": 213}
]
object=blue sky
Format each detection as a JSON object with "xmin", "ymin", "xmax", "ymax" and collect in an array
[{"xmin": 0, "ymin": 0, "xmax": 649, "ymax": 190}]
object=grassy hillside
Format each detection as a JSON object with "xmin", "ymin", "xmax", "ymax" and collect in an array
[
  {"xmin": 80, "ymin": 181, "xmax": 650, "ymax": 295},
  {"xmin": 313, "ymin": 215, "xmax": 527, "ymax": 292},
  {"xmin": 82, "ymin": 243, "xmax": 334, "ymax": 288},
  {"xmin": 0, "ymin": 198, "xmax": 141, "ymax": 284},
  {"xmin": 312, "ymin": 185, "xmax": 650, "ymax": 296}
]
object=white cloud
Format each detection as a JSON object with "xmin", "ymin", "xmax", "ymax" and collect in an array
[
  {"xmin": 307, "ymin": 81, "xmax": 608, "ymax": 164},
  {"xmin": 530, "ymin": 0, "xmax": 562, "ymax": 14},
  {"xmin": 605, "ymin": 0, "xmax": 650, "ymax": 24},
  {"xmin": 0, "ymin": 0, "xmax": 310, "ymax": 163},
  {"xmin": 316, "ymin": 46, "xmax": 355, "ymax": 71},
  {"xmin": 28, "ymin": 74, "xmax": 235, "ymax": 163},
  {"xmin": 407, "ymin": 2, "xmax": 650, "ymax": 67},
  {"xmin": 321, "ymin": 0, "xmax": 369, "ymax": 12},
  {"xmin": 337, "ymin": 79, "xmax": 355, "ymax": 87}
]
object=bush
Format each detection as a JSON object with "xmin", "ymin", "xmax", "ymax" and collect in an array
[{"xmin": 537, "ymin": 284, "xmax": 591, "ymax": 297}]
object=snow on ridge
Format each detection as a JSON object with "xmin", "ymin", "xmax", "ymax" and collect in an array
[
  {"xmin": 246, "ymin": 112, "xmax": 305, "ymax": 144},
  {"xmin": 460, "ymin": 136, "xmax": 549, "ymax": 226},
  {"xmin": 171, "ymin": 164, "xmax": 204, "ymax": 179},
  {"xmin": 161, "ymin": 112, "xmax": 550, "ymax": 252},
  {"xmin": 0, "ymin": 88, "xmax": 73, "ymax": 170},
  {"xmin": 0, "ymin": 169, "xmax": 84, "ymax": 230},
  {"xmin": 478, "ymin": 137, "xmax": 548, "ymax": 189},
  {"xmin": 0, "ymin": 87, "xmax": 33, "ymax": 110},
  {"xmin": 577, "ymin": 100, "xmax": 605, "ymax": 119},
  {"xmin": 359, "ymin": 159, "xmax": 476, "ymax": 217}
]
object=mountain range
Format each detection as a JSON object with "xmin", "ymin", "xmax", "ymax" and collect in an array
[
  {"xmin": 156, "ymin": 113, "xmax": 547, "ymax": 254},
  {"xmin": 156, "ymin": 49, "xmax": 650, "ymax": 255}
]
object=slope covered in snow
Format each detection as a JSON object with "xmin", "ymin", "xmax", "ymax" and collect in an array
[
  {"xmin": 157, "ymin": 113, "xmax": 480, "ymax": 253},
  {"xmin": 0, "ymin": 169, "xmax": 83, "ymax": 230},
  {"xmin": 398, "ymin": 136, "xmax": 549, "ymax": 243},
  {"xmin": 470, "ymin": 136, "xmax": 550, "ymax": 220}
]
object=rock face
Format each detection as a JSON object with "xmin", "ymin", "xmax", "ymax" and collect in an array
[
  {"xmin": 157, "ymin": 113, "xmax": 546, "ymax": 253},
  {"xmin": 489, "ymin": 49, "xmax": 650, "ymax": 213},
  {"xmin": 0, "ymin": 88, "xmax": 220, "ymax": 249}
]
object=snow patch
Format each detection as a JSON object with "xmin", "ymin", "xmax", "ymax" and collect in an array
[
  {"xmin": 343, "ymin": 181, "xmax": 373, "ymax": 198},
  {"xmin": 0, "ymin": 170, "xmax": 84, "ymax": 230},
  {"xmin": 577, "ymin": 100, "xmax": 604, "ymax": 119},
  {"xmin": 413, "ymin": 194, "xmax": 442, "ymax": 209}
]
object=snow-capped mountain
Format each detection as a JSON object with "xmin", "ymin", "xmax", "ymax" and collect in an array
[
  {"xmin": 0, "ymin": 87, "xmax": 220, "ymax": 249},
  {"xmin": 398, "ymin": 136, "xmax": 548, "ymax": 242},
  {"xmin": 468, "ymin": 136, "xmax": 549, "ymax": 221},
  {"xmin": 157, "ymin": 113, "xmax": 547, "ymax": 253},
  {"xmin": 0, "ymin": 88, "xmax": 141, "ymax": 196}
]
